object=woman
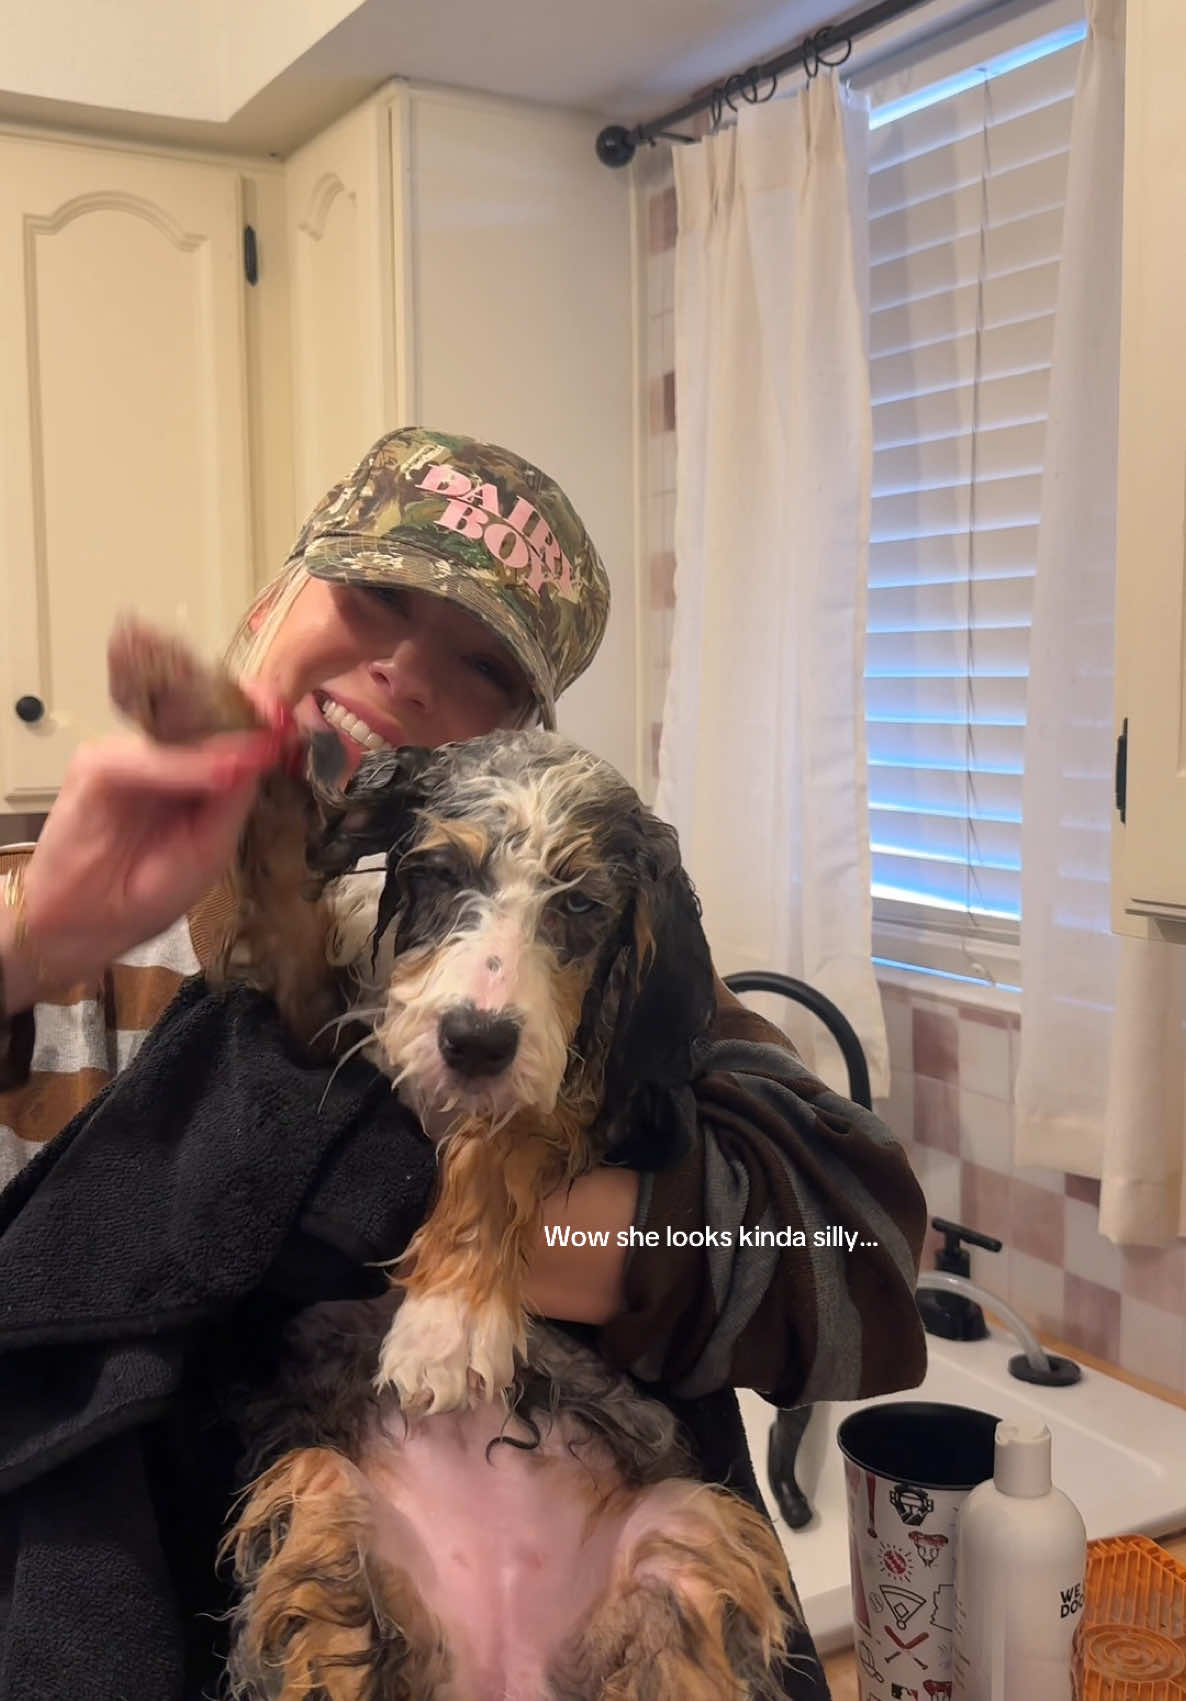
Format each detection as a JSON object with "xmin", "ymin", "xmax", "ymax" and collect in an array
[
  {"xmin": 0, "ymin": 426, "xmax": 926, "ymax": 1698},
  {"xmin": 0, "ymin": 427, "xmax": 641, "ymax": 1325}
]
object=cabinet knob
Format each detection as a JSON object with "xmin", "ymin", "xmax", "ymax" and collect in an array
[{"xmin": 14, "ymin": 695, "xmax": 45, "ymax": 724}]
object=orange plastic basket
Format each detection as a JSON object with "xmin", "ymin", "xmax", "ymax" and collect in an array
[{"xmin": 1074, "ymin": 1536, "xmax": 1186, "ymax": 1698}]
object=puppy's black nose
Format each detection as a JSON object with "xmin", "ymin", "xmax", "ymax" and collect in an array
[{"xmin": 437, "ymin": 1005, "xmax": 520, "ymax": 1078}]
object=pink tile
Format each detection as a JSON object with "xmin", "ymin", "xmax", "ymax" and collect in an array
[
  {"xmin": 958, "ymin": 1089, "xmax": 1012, "ymax": 1171},
  {"xmin": 1065, "ymin": 1196, "xmax": 1125, "ymax": 1291},
  {"xmin": 1119, "ymin": 1295, "xmax": 1186, "ymax": 1393},
  {"xmin": 1120, "ymin": 1241, "xmax": 1186, "ymax": 1314},
  {"xmin": 961, "ymin": 1160, "xmax": 1012, "ymax": 1243},
  {"xmin": 1009, "ymin": 1176, "xmax": 1066, "ymax": 1266},
  {"xmin": 880, "ymin": 1067, "xmax": 914, "ymax": 1147},
  {"xmin": 913, "ymin": 1005, "xmax": 959, "ymax": 1084},
  {"xmin": 1065, "ymin": 1173, "xmax": 1101, "ymax": 1207},
  {"xmin": 909, "ymin": 1146, "xmax": 962, "ymax": 1225},
  {"xmin": 1063, "ymin": 1272, "xmax": 1123, "ymax": 1362},
  {"xmin": 914, "ymin": 1075, "xmax": 960, "ymax": 1155},
  {"xmin": 1006, "ymin": 1250, "xmax": 1066, "ymax": 1337},
  {"xmin": 648, "ymin": 185, "xmax": 677, "ymax": 254},
  {"xmin": 957, "ymin": 1014, "xmax": 1012, "ymax": 1102},
  {"xmin": 649, "ymin": 550, "xmax": 676, "ymax": 609}
]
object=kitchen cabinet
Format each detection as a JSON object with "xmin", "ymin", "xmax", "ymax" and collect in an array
[
  {"xmin": 285, "ymin": 99, "xmax": 398, "ymax": 523},
  {"xmin": 0, "ymin": 131, "xmax": 289, "ymax": 811},
  {"xmin": 1111, "ymin": 0, "xmax": 1186, "ymax": 935}
]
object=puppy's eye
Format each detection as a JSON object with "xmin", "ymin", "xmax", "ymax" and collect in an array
[
  {"xmin": 557, "ymin": 889, "xmax": 598, "ymax": 916},
  {"xmin": 413, "ymin": 857, "xmax": 466, "ymax": 890}
]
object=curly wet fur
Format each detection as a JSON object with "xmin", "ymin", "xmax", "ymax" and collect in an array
[
  {"xmin": 227, "ymin": 1295, "xmax": 799, "ymax": 1701},
  {"xmin": 221, "ymin": 1447, "xmax": 456, "ymax": 1701}
]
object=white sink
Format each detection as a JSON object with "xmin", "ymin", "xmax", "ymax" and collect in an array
[{"xmin": 738, "ymin": 1324, "xmax": 1186, "ymax": 1655}]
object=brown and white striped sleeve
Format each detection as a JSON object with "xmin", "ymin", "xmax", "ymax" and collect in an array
[
  {"xmin": 0, "ymin": 845, "xmax": 39, "ymax": 1106},
  {"xmin": 0, "ymin": 857, "xmax": 234, "ymax": 1189}
]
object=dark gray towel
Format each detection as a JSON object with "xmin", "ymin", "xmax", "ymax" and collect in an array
[
  {"xmin": 0, "ymin": 977, "xmax": 831, "ymax": 1701},
  {"xmin": 0, "ymin": 977, "xmax": 438, "ymax": 1700}
]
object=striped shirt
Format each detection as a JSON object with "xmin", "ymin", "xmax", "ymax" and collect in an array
[
  {"xmin": 0, "ymin": 841, "xmax": 928, "ymax": 1407},
  {"xmin": 0, "ymin": 844, "xmax": 235, "ymax": 1180}
]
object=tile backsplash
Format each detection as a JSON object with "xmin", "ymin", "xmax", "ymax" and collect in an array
[{"xmin": 877, "ymin": 978, "xmax": 1186, "ymax": 1396}]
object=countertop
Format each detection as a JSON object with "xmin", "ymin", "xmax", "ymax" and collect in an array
[{"xmin": 819, "ymin": 1324, "xmax": 1186, "ymax": 1700}]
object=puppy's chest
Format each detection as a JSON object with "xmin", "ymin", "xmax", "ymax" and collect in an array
[{"xmin": 358, "ymin": 1403, "xmax": 641, "ymax": 1701}]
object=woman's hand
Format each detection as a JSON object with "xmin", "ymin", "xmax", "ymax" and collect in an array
[{"xmin": 3, "ymin": 686, "xmax": 297, "ymax": 1009}]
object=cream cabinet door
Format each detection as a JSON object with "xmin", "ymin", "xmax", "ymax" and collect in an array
[
  {"xmin": 285, "ymin": 100, "xmax": 397, "ymax": 523},
  {"xmin": 0, "ymin": 136, "xmax": 254, "ymax": 809},
  {"xmin": 1112, "ymin": 0, "xmax": 1186, "ymax": 932}
]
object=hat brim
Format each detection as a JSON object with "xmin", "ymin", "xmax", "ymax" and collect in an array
[{"xmin": 302, "ymin": 539, "xmax": 557, "ymax": 730}]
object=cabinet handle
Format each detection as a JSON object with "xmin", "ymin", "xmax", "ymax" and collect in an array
[{"xmin": 14, "ymin": 695, "xmax": 45, "ymax": 724}]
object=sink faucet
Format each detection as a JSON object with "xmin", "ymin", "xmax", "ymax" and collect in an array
[{"xmin": 916, "ymin": 1270, "xmax": 1080, "ymax": 1386}]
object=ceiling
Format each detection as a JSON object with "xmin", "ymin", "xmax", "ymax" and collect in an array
[{"xmin": 0, "ymin": 0, "xmax": 848, "ymax": 159}]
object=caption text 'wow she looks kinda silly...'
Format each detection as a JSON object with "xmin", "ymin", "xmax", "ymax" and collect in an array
[{"xmin": 544, "ymin": 1225, "xmax": 878, "ymax": 1251}]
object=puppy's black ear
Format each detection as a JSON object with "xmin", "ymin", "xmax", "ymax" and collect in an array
[
  {"xmin": 596, "ymin": 815, "xmax": 717, "ymax": 1169},
  {"xmin": 307, "ymin": 746, "xmax": 436, "ymax": 885}
]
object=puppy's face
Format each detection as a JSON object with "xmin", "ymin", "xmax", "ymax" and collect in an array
[{"xmin": 317, "ymin": 733, "xmax": 710, "ymax": 1145}]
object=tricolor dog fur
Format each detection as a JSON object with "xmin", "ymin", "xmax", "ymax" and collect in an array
[{"xmin": 108, "ymin": 620, "xmax": 803, "ymax": 1701}]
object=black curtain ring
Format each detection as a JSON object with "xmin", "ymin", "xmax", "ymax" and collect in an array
[{"xmin": 801, "ymin": 26, "xmax": 853, "ymax": 80}]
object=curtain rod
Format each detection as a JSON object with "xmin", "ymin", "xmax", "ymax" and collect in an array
[{"xmin": 595, "ymin": 0, "xmax": 938, "ymax": 166}]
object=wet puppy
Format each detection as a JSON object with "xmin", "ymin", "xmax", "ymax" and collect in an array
[{"xmin": 308, "ymin": 732, "xmax": 720, "ymax": 1418}]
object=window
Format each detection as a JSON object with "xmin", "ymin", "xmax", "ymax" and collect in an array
[{"xmin": 860, "ymin": 8, "xmax": 1085, "ymax": 992}]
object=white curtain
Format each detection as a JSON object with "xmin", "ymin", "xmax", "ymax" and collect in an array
[
  {"xmin": 656, "ymin": 76, "xmax": 888, "ymax": 1098},
  {"xmin": 1016, "ymin": 0, "xmax": 1186, "ymax": 1244}
]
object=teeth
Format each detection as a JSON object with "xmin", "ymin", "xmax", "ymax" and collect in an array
[{"xmin": 321, "ymin": 697, "xmax": 391, "ymax": 752}]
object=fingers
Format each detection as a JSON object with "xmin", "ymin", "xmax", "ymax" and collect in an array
[{"xmin": 239, "ymin": 679, "xmax": 296, "ymax": 736}]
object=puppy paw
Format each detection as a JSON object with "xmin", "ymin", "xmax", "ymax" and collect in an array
[
  {"xmin": 375, "ymin": 1292, "xmax": 522, "ymax": 1415},
  {"xmin": 108, "ymin": 616, "xmax": 257, "ymax": 743}
]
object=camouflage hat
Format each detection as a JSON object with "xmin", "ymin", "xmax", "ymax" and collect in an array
[{"xmin": 287, "ymin": 427, "xmax": 610, "ymax": 729}]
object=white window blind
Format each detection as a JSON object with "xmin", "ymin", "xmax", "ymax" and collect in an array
[{"xmin": 863, "ymin": 21, "xmax": 1082, "ymax": 989}]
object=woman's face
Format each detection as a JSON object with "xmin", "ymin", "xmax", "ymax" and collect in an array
[{"xmin": 256, "ymin": 578, "xmax": 533, "ymax": 779}]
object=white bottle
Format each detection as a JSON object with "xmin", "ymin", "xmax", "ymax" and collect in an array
[{"xmin": 952, "ymin": 1416, "xmax": 1086, "ymax": 1700}]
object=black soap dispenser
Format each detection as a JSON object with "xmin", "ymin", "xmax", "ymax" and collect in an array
[{"xmin": 916, "ymin": 1217, "xmax": 1001, "ymax": 1341}]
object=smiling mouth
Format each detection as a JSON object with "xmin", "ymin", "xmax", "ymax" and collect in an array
[{"xmin": 316, "ymin": 692, "xmax": 394, "ymax": 752}]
